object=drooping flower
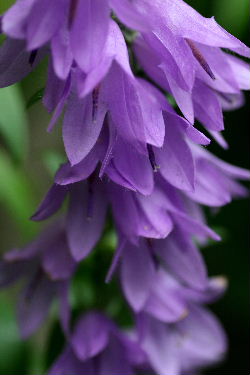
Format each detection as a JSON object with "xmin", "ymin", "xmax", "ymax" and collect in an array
[
  {"xmin": 0, "ymin": 0, "xmax": 249, "ymax": 374},
  {"xmin": 0, "ymin": 221, "xmax": 74, "ymax": 337},
  {"xmin": 30, "ymin": 137, "xmax": 248, "ymax": 262},
  {"xmin": 134, "ymin": 30, "xmax": 250, "ymax": 145},
  {"xmin": 42, "ymin": 21, "xmax": 166, "ymax": 166},
  {"xmin": 119, "ymin": 238, "xmax": 227, "ymax": 316},
  {"xmin": 1, "ymin": 0, "xmax": 111, "ymax": 78},
  {"xmin": 120, "ymin": 0, "xmax": 250, "ymax": 121},
  {"xmin": 48, "ymin": 306, "xmax": 227, "ymax": 375},
  {"xmin": 138, "ymin": 304, "xmax": 227, "ymax": 375},
  {"xmin": 48, "ymin": 311, "xmax": 147, "ymax": 375}
]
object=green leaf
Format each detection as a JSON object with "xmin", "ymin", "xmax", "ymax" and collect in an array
[
  {"xmin": 0, "ymin": 85, "xmax": 29, "ymax": 162},
  {"xmin": 26, "ymin": 87, "xmax": 45, "ymax": 109},
  {"xmin": 0, "ymin": 150, "xmax": 37, "ymax": 238}
]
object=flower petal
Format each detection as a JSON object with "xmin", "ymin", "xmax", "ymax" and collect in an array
[
  {"xmin": 121, "ymin": 241, "xmax": 155, "ymax": 311},
  {"xmin": 66, "ymin": 182, "xmax": 107, "ymax": 261},
  {"xmin": 48, "ymin": 347, "xmax": 94, "ymax": 375},
  {"xmin": 42, "ymin": 233, "xmax": 76, "ymax": 280},
  {"xmin": 155, "ymin": 231, "xmax": 208, "ymax": 290},
  {"xmin": 140, "ymin": 314, "xmax": 181, "ymax": 375},
  {"xmin": 63, "ymin": 91, "xmax": 106, "ymax": 165},
  {"xmin": 51, "ymin": 23, "xmax": 73, "ymax": 80},
  {"xmin": 155, "ymin": 113, "xmax": 195, "ymax": 192},
  {"xmin": 26, "ymin": 0, "xmax": 67, "ymax": 50},
  {"xmin": 18, "ymin": 274, "xmax": 55, "ymax": 338},
  {"xmin": 31, "ymin": 184, "xmax": 68, "ymax": 221},
  {"xmin": 71, "ymin": 312, "xmax": 110, "ymax": 361},
  {"xmin": 70, "ymin": 0, "xmax": 110, "ymax": 72}
]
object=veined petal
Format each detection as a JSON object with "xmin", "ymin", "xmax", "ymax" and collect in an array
[
  {"xmin": 66, "ymin": 182, "xmax": 107, "ymax": 261},
  {"xmin": 70, "ymin": 0, "xmax": 110, "ymax": 72},
  {"xmin": 226, "ymin": 54, "xmax": 250, "ymax": 91},
  {"xmin": 108, "ymin": 184, "xmax": 140, "ymax": 243},
  {"xmin": 121, "ymin": 241, "xmax": 155, "ymax": 311},
  {"xmin": 156, "ymin": 0, "xmax": 249, "ymax": 57},
  {"xmin": 27, "ymin": 0, "xmax": 67, "ymax": 50},
  {"xmin": 155, "ymin": 112, "xmax": 195, "ymax": 192},
  {"xmin": 104, "ymin": 63, "xmax": 146, "ymax": 154},
  {"xmin": 78, "ymin": 20, "xmax": 132, "ymax": 97},
  {"xmin": 109, "ymin": 0, "xmax": 151, "ymax": 32},
  {"xmin": 155, "ymin": 231, "xmax": 208, "ymax": 290},
  {"xmin": 133, "ymin": 35, "xmax": 171, "ymax": 93},
  {"xmin": 193, "ymin": 80, "xmax": 224, "ymax": 131},
  {"xmin": 144, "ymin": 29, "xmax": 195, "ymax": 91},
  {"xmin": 186, "ymin": 160, "xmax": 232, "ymax": 207},
  {"xmin": 111, "ymin": 138, "xmax": 154, "ymax": 195},
  {"xmin": 193, "ymin": 44, "xmax": 239, "ymax": 93},
  {"xmin": 63, "ymin": 91, "xmax": 107, "ymax": 165},
  {"xmin": 51, "ymin": 23, "xmax": 73, "ymax": 80},
  {"xmin": 137, "ymin": 81, "xmax": 165, "ymax": 148}
]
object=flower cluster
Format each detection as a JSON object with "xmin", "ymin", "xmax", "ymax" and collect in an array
[{"xmin": 0, "ymin": 0, "xmax": 249, "ymax": 374}]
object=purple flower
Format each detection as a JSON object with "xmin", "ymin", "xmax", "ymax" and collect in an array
[
  {"xmin": 110, "ymin": 228, "xmax": 227, "ymax": 317},
  {"xmin": 29, "ymin": 141, "xmax": 248, "ymax": 263},
  {"xmin": 0, "ymin": 0, "xmax": 249, "ymax": 374},
  {"xmin": 32, "ymin": 179, "xmax": 108, "ymax": 261},
  {"xmin": 126, "ymin": 260, "xmax": 226, "ymax": 321},
  {"xmin": 48, "ymin": 307, "xmax": 227, "ymax": 375},
  {"xmin": 138, "ymin": 304, "xmax": 227, "ymax": 375},
  {"xmin": 48, "ymin": 312, "xmax": 146, "ymax": 375},
  {"xmin": 134, "ymin": 32, "xmax": 249, "ymax": 133},
  {"xmin": 42, "ymin": 24, "xmax": 165, "ymax": 166},
  {"xmin": 1, "ymin": 0, "xmax": 249, "ymax": 159},
  {"xmin": 2, "ymin": 0, "xmax": 110, "ymax": 79},
  {"xmin": 0, "ymin": 221, "xmax": 74, "ymax": 337}
]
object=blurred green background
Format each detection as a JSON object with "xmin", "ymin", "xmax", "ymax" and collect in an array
[{"xmin": 0, "ymin": 0, "xmax": 249, "ymax": 374}]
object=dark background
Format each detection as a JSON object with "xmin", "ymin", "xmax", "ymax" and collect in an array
[{"xmin": 0, "ymin": 0, "xmax": 249, "ymax": 373}]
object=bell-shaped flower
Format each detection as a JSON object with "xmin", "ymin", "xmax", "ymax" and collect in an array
[
  {"xmin": 0, "ymin": 221, "xmax": 75, "ymax": 337},
  {"xmin": 138, "ymin": 304, "xmax": 227, "ymax": 375},
  {"xmin": 48, "ymin": 311, "xmax": 146, "ymax": 375}
]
